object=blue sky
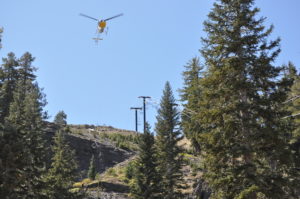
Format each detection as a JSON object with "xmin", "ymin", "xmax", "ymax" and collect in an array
[{"xmin": 1, "ymin": 0, "xmax": 300, "ymax": 131}]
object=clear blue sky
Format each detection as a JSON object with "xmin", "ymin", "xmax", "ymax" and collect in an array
[{"xmin": 1, "ymin": 0, "xmax": 300, "ymax": 131}]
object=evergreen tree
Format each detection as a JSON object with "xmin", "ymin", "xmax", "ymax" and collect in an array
[
  {"xmin": 88, "ymin": 155, "xmax": 96, "ymax": 180},
  {"xmin": 44, "ymin": 130, "xmax": 80, "ymax": 199},
  {"xmin": 18, "ymin": 52, "xmax": 36, "ymax": 84},
  {"xmin": 0, "ymin": 123, "xmax": 27, "ymax": 198},
  {"xmin": 198, "ymin": 0, "xmax": 298, "ymax": 198},
  {"xmin": 0, "ymin": 52, "xmax": 47, "ymax": 198},
  {"xmin": 54, "ymin": 110, "xmax": 67, "ymax": 127},
  {"xmin": 131, "ymin": 123, "xmax": 161, "ymax": 199},
  {"xmin": 155, "ymin": 82, "xmax": 184, "ymax": 198},
  {"xmin": 5, "ymin": 52, "xmax": 48, "ymax": 198},
  {"xmin": 0, "ymin": 52, "xmax": 19, "ymax": 122},
  {"xmin": 285, "ymin": 63, "xmax": 300, "ymax": 190},
  {"xmin": 286, "ymin": 63, "xmax": 300, "ymax": 141},
  {"xmin": 179, "ymin": 57, "xmax": 203, "ymax": 153}
]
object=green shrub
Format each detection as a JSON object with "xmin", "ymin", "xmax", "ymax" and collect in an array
[
  {"xmin": 106, "ymin": 168, "xmax": 117, "ymax": 177},
  {"xmin": 95, "ymin": 173, "xmax": 101, "ymax": 180},
  {"xmin": 125, "ymin": 161, "xmax": 136, "ymax": 180},
  {"xmin": 98, "ymin": 133, "xmax": 139, "ymax": 151}
]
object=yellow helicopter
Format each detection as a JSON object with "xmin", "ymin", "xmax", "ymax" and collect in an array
[{"xmin": 79, "ymin": 13, "xmax": 123, "ymax": 43}]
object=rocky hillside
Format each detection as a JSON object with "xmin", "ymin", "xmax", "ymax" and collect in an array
[
  {"xmin": 44, "ymin": 123, "xmax": 137, "ymax": 179},
  {"xmin": 44, "ymin": 123, "xmax": 210, "ymax": 199}
]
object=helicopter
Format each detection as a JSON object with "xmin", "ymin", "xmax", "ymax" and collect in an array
[{"xmin": 79, "ymin": 13, "xmax": 123, "ymax": 43}]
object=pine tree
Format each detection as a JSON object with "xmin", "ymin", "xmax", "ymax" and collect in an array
[
  {"xmin": 5, "ymin": 52, "xmax": 48, "ymax": 198},
  {"xmin": 155, "ymin": 82, "xmax": 184, "ymax": 199},
  {"xmin": 0, "ymin": 53, "xmax": 22, "ymax": 198},
  {"xmin": 0, "ymin": 52, "xmax": 19, "ymax": 122},
  {"xmin": 286, "ymin": 63, "xmax": 300, "ymax": 140},
  {"xmin": 198, "ymin": 0, "xmax": 298, "ymax": 198},
  {"xmin": 131, "ymin": 123, "xmax": 161, "ymax": 199},
  {"xmin": 18, "ymin": 52, "xmax": 36, "ymax": 84},
  {"xmin": 54, "ymin": 110, "xmax": 67, "ymax": 127},
  {"xmin": 179, "ymin": 57, "xmax": 203, "ymax": 153},
  {"xmin": 88, "ymin": 155, "xmax": 96, "ymax": 180},
  {"xmin": 285, "ymin": 63, "xmax": 300, "ymax": 190},
  {"xmin": 0, "ymin": 123, "xmax": 27, "ymax": 198},
  {"xmin": 44, "ymin": 130, "xmax": 80, "ymax": 199}
]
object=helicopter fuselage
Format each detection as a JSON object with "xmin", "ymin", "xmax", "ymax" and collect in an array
[{"xmin": 98, "ymin": 20, "xmax": 106, "ymax": 33}]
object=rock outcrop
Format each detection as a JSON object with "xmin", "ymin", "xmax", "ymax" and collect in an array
[{"xmin": 44, "ymin": 122, "xmax": 135, "ymax": 179}]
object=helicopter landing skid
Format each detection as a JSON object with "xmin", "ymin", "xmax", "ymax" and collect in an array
[{"xmin": 92, "ymin": 37, "xmax": 103, "ymax": 44}]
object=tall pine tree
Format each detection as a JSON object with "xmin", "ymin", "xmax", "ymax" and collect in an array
[
  {"xmin": 44, "ymin": 130, "xmax": 80, "ymax": 199},
  {"xmin": 285, "ymin": 63, "xmax": 300, "ymax": 193},
  {"xmin": 130, "ymin": 123, "xmax": 161, "ymax": 199},
  {"xmin": 180, "ymin": 57, "xmax": 203, "ymax": 153},
  {"xmin": 5, "ymin": 52, "xmax": 48, "ymax": 198},
  {"xmin": 155, "ymin": 81, "xmax": 184, "ymax": 199},
  {"xmin": 197, "ymin": 0, "xmax": 298, "ymax": 198},
  {"xmin": 0, "ymin": 52, "xmax": 19, "ymax": 122}
]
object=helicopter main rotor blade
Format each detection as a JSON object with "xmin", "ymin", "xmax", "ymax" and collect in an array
[
  {"xmin": 104, "ymin": 13, "xmax": 123, "ymax": 21},
  {"xmin": 79, "ymin": 13, "xmax": 98, "ymax": 21}
]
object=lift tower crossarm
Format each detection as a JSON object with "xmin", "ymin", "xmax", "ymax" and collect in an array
[{"xmin": 130, "ymin": 107, "xmax": 142, "ymax": 132}]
